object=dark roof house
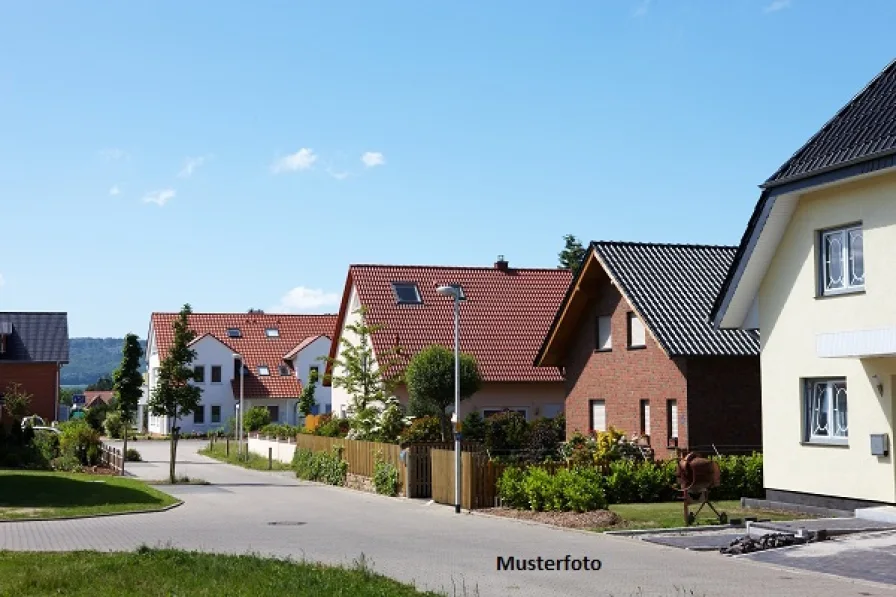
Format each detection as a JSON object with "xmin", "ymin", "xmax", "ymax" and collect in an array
[{"xmin": 0, "ymin": 312, "xmax": 70, "ymax": 363}]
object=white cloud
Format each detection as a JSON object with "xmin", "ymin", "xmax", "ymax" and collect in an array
[
  {"xmin": 109, "ymin": 185, "xmax": 120, "ymax": 196},
  {"xmin": 274, "ymin": 286, "xmax": 341, "ymax": 312},
  {"xmin": 327, "ymin": 167, "xmax": 351, "ymax": 181},
  {"xmin": 763, "ymin": 0, "xmax": 791, "ymax": 13},
  {"xmin": 271, "ymin": 148, "xmax": 318, "ymax": 173},
  {"xmin": 361, "ymin": 151, "xmax": 385, "ymax": 168},
  {"xmin": 100, "ymin": 148, "xmax": 128, "ymax": 161},
  {"xmin": 179, "ymin": 155, "xmax": 211, "ymax": 178},
  {"xmin": 142, "ymin": 189, "xmax": 176, "ymax": 207}
]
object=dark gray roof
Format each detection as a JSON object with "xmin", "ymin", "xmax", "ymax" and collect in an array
[
  {"xmin": 593, "ymin": 242, "xmax": 759, "ymax": 357},
  {"xmin": 0, "ymin": 312, "xmax": 70, "ymax": 363},
  {"xmin": 766, "ymin": 59, "xmax": 896, "ymax": 186}
]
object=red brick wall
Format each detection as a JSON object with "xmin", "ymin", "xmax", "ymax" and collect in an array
[
  {"xmin": 562, "ymin": 279, "xmax": 689, "ymax": 458},
  {"xmin": 685, "ymin": 356, "xmax": 762, "ymax": 454},
  {"xmin": 0, "ymin": 362, "xmax": 59, "ymax": 422}
]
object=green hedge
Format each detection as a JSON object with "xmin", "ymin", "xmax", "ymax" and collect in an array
[
  {"xmin": 497, "ymin": 453, "xmax": 763, "ymax": 511},
  {"xmin": 258, "ymin": 424, "xmax": 301, "ymax": 440},
  {"xmin": 292, "ymin": 447, "xmax": 347, "ymax": 486}
]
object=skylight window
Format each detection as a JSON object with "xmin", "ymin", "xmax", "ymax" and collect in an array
[
  {"xmin": 448, "ymin": 284, "xmax": 466, "ymax": 300},
  {"xmin": 227, "ymin": 328, "xmax": 242, "ymax": 338},
  {"xmin": 258, "ymin": 365, "xmax": 270, "ymax": 376},
  {"xmin": 391, "ymin": 282, "xmax": 422, "ymax": 304},
  {"xmin": 265, "ymin": 328, "xmax": 280, "ymax": 338}
]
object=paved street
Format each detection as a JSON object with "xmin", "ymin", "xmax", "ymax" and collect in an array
[{"xmin": 2, "ymin": 440, "xmax": 894, "ymax": 597}]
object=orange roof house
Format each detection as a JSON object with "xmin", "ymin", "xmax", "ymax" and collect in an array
[{"xmin": 325, "ymin": 257, "xmax": 572, "ymax": 421}]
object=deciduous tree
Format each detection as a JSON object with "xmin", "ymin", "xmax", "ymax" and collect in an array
[
  {"xmin": 148, "ymin": 304, "xmax": 202, "ymax": 483},
  {"xmin": 405, "ymin": 344, "xmax": 482, "ymax": 441},
  {"xmin": 112, "ymin": 333, "xmax": 144, "ymax": 475}
]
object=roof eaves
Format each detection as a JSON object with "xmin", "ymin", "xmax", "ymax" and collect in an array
[{"xmin": 532, "ymin": 248, "xmax": 592, "ymax": 367}]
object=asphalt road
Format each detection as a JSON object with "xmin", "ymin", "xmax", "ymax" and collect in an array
[{"xmin": 2, "ymin": 439, "xmax": 894, "ymax": 597}]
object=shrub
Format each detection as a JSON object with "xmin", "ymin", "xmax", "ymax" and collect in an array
[
  {"xmin": 32, "ymin": 430, "xmax": 60, "ymax": 466},
  {"xmin": 398, "ymin": 416, "xmax": 442, "ymax": 444},
  {"xmin": 85, "ymin": 402, "xmax": 109, "ymax": 434},
  {"xmin": 497, "ymin": 466, "xmax": 528, "ymax": 509},
  {"xmin": 556, "ymin": 467, "xmax": 607, "ymax": 512},
  {"xmin": 522, "ymin": 467, "xmax": 555, "ymax": 511},
  {"xmin": 58, "ymin": 419, "xmax": 102, "ymax": 466},
  {"xmin": 498, "ymin": 466, "xmax": 608, "ymax": 512},
  {"xmin": 460, "ymin": 412, "xmax": 486, "ymax": 443},
  {"xmin": 373, "ymin": 454, "xmax": 400, "ymax": 496},
  {"xmin": 712, "ymin": 453, "xmax": 763, "ymax": 500},
  {"xmin": 259, "ymin": 424, "xmax": 300, "ymax": 440},
  {"xmin": 104, "ymin": 411, "xmax": 124, "ymax": 439},
  {"xmin": 243, "ymin": 406, "xmax": 271, "ymax": 433},
  {"xmin": 125, "ymin": 448, "xmax": 142, "ymax": 462},
  {"xmin": 315, "ymin": 415, "xmax": 349, "ymax": 438},
  {"xmin": 485, "ymin": 411, "xmax": 530, "ymax": 457},
  {"xmin": 292, "ymin": 446, "xmax": 347, "ymax": 486},
  {"xmin": 525, "ymin": 416, "xmax": 563, "ymax": 462}
]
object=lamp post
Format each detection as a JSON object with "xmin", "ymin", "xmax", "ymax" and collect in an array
[
  {"xmin": 437, "ymin": 284, "xmax": 462, "ymax": 514},
  {"xmin": 233, "ymin": 353, "xmax": 244, "ymax": 457}
]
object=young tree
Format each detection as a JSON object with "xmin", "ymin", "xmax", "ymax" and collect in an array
[
  {"xmin": 298, "ymin": 369, "xmax": 319, "ymax": 418},
  {"xmin": 148, "ymin": 304, "xmax": 202, "ymax": 483},
  {"xmin": 405, "ymin": 344, "xmax": 482, "ymax": 441},
  {"xmin": 326, "ymin": 307, "xmax": 402, "ymax": 438},
  {"xmin": 558, "ymin": 234, "xmax": 587, "ymax": 274},
  {"xmin": 112, "ymin": 333, "xmax": 144, "ymax": 475},
  {"xmin": 3, "ymin": 382, "xmax": 33, "ymax": 422}
]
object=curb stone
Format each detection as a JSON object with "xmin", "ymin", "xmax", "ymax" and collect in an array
[{"xmin": 0, "ymin": 500, "xmax": 184, "ymax": 524}]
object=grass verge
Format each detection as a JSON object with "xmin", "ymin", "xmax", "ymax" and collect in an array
[
  {"xmin": 0, "ymin": 548, "xmax": 443, "ymax": 596},
  {"xmin": 603, "ymin": 500, "xmax": 807, "ymax": 531},
  {"xmin": 199, "ymin": 441, "xmax": 292, "ymax": 472},
  {"xmin": 0, "ymin": 469, "xmax": 179, "ymax": 520}
]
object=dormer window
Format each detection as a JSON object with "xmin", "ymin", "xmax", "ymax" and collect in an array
[
  {"xmin": 265, "ymin": 328, "xmax": 280, "ymax": 338},
  {"xmin": 278, "ymin": 364, "xmax": 290, "ymax": 376},
  {"xmin": 392, "ymin": 282, "xmax": 422, "ymax": 304},
  {"xmin": 227, "ymin": 328, "xmax": 242, "ymax": 338},
  {"xmin": 258, "ymin": 365, "xmax": 270, "ymax": 376}
]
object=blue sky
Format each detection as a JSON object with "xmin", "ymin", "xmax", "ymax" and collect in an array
[{"xmin": 1, "ymin": 0, "xmax": 894, "ymax": 337}]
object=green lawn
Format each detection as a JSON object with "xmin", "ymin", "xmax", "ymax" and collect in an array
[
  {"xmin": 199, "ymin": 441, "xmax": 292, "ymax": 471},
  {"xmin": 0, "ymin": 469, "xmax": 179, "ymax": 520},
  {"xmin": 604, "ymin": 500, "xmax": 807, "ymax": 531},
  {"xmin": 0, "ymin": 548, "xmax": 442, "ymax": 597}
]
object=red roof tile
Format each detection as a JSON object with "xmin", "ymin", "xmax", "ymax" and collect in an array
[
  {"xmin": 84, "ymin": 391, "xmax": 114, "ymax": 408},
  {"xmin": 327, "ymin": 263, "xmax": 572, "ymax": 383},
  {"xmin": 151, "ymin": 313, "xmax": 338, "ymax": 399}
]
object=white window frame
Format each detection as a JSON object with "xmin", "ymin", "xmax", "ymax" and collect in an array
[
  {"xmin": 265, "ymin": 328, "xmax": 280, "ymax": 338},
  {"xmin": 667, "ymin": 399, "xmax": 678, "ymax": 444},
  {"xmin": 627, "ymin": 312, "xmax": 646, "ymax": 349},
  {"xmin": 596, "ymin": 315, "xmax": 612, "ymax": 351},
  {"xmin": 590, "ymin": 399, "xmax": 606, "ymax": 432},
  {"xmin": 640, "ymin": 400, "xmax": 650, "ymax": 436},
  {"xmin": 258, "ymin": 365, "xmax": 270, "ymax": 376},
  {"xmin": 820, "ymin": 224, "xmax": 864, "ymax": 295},
  {"xmin": 804, "ymin": 378, "xmax": 848, "ymax": 444}
]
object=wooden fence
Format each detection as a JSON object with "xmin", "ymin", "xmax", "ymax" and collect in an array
[
  {"xmin": 295, "ymin": 435, "xmax": 405, "ymax": 489},
  {"xmin": 100, "ymin": 443, "xmax": 123, "ymax": 474},
  {"xmin": 431, "ymin": 449, "xmax": 568, "ymax": 510},
  {"xmin": 405, "ymin": 442, "xmax": 483, "ymax": 499}
]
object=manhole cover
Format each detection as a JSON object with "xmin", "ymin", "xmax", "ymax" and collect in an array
[{"xmin": 268, "ymin": 521, "xmax": 306, "ymax": 526}]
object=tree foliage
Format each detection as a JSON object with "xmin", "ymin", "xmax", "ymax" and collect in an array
[
  {"xmin": 558, "ymin": 234, "xmax": 587, "ymax": 274},
  {"xmin": 112, "ymin": 333, "xmax": 144, "ymax": 475},
  {"xmin": 298, "ymin": 369, "xmax": 319, "ymax": 417},
  {"xmin": 243, "ymin": 406, "xmax": 271, "ymax": 432},
  {"xmin": 148, "ymin": 304, "xmax": 202, "ymax": 483},
  {"xmin": 86, "ymin": 375, "xmax": 114, "ymax": 391},
  {"xmin": 405, "ymin": 344, "xmax": 482, "ymax": 441},
  {"xmin": 3, "ymin": 383, "xmax": 33, "ymax": 422},
  {"xmin": 326, "ymin": 307, "xmax": 402, "ymax": 437}
]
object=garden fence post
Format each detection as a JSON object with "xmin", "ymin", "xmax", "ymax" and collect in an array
[
  {"xmin": 268, "ymin": 447, "xmax": 272, "ymax": 470},
  {"xmin": 226, "ymin": 437, "xmax": 230, "ymax": 456}
]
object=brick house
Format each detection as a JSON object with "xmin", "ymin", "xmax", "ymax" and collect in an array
[
  {"xmin": 0, "ymin": 312, "xmax": 70, "ymax": 423},
  {"xmin": 325, "ymin": 257, "xmax": 572, "ymax": 421},
  {"xmin": 534, "ymin": 242, "xmax": 761, "ymax": 457}
]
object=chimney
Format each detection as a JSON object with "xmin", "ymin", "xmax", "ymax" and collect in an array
[{"xmin": 494, "ymin": 255, "xmax": 509, "ymax": 272}]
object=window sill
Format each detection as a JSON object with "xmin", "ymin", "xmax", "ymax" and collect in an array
[
  {"xmin": 627, "ymin": 345, "xmax": 646, "ymax": 351},
  {"xmin": 816, "ymin": 288, "xmax": 865, "ymax": 300},
  {"xmin": 594, "ymin": 348, "xmax": 612, "ymax": 353},
  {"xmin": 800, "ymin": 439, "xmax": 849, "ymax": 448}
]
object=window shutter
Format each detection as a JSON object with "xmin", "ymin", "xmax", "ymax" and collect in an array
[{"xmin": 590, "ymin": 400, "xmax": 606, "ymax": 432}]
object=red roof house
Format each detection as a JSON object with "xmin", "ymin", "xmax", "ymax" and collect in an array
[
  {"xmin": 325, "ymin": 257, "xmax": 572, "ymax": 421},
  {"xmin": 146, "ymin": 312, "xmax": 337, "ymax": 434}
]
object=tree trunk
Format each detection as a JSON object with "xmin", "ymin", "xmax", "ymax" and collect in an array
[
  {"xmin": 122, "ymin": 423, "xmax": 128, "ymax": 476},
  {"xmin": 168, "ymin": 417, "xmax": 178, "ymax": 483},
  {"xmin": 439, "ymin": 413, "xmax": 450, "ymax": 443}
]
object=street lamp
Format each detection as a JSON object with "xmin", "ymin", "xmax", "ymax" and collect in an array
[
  {"xmin": 437, "ymin": 284, "xmax": 463, "ymax": 514},
  {"xmin": 233, "ymin": 353, "xmax": 244, "ymax": 457}
]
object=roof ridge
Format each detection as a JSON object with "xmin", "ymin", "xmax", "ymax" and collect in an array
[
  {"xmin": 590, "ymin": 240, "xmax": 737, "ymax": 250},
  {"xmin": 349, "ymin": 263, "xmax": 567, "ymax": 272},
  {"xmin": 0, "ymin": 311, "xmax": 69, "ymax": 315},
  {"xmin": 151, "ymin": 312, "xmax": 338, "ymax": 317},
  {"xmin": 763, "ymin": 57, "xmax": 896, "ymax": 187}
]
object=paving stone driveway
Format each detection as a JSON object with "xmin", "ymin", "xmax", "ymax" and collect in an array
[{"xmin": 1, "ymin": 440, "xmax": 894, "ymax": 597}]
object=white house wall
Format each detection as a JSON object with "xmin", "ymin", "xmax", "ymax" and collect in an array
[
  {"xmin": 392, "ymin": 382, "xmax": 565, "ymax": 422},
  {"xmin": 759, "ymin": 170, "xmax": 896, "ymax": 504},
  {"xmin": 293, "ymin": 335, "xmax": 332, "ymax": 414},
  {"xmin": 331, "ymin": 286, "xmax": 380, "ymax": 417}
]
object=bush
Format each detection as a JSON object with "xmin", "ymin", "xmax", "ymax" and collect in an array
[
  {"xmin": 259, "ymin": 424, "xmax": 300, "ymax": 440},
  {"xmin": 373, "ymin": 454, "xmax": 400, "ymax": 496},
  {"xmin": 712, "ymin": 453, "xmax": 763, "ymax": 500},
  {"xmin": 498, "ymin": 465, "xmax": 607, "ymax": 512},
  {"xmin": 85, "ymin": 402, "xmax": 109, "ymax": 434},
  {"xmin": 460, "ymin": 412, "xmax": 486, "ymax": 443},
  {"xmin": 125, "ymin": 448, "xmax": 142, "ymax": 462},
  {"xmin": 315, "ymin": 415, "xmax": 350, "ymax": 438},
  {"xmin": 243, "ymin": 407, "xmax": 271, "ymax": 433},
  {"xmin": 58, "ymin": 419, "xmax": 102, "ymax": 466},
  {"xmin": 32, "ymin": 430, "xmax": 60, "ymax": 466},
  {"xmin": 398, "ymin": 416, "xmax": 442, "ymax": 444},
  {"xmin": 104, "ymin": 411, "xmax": 124, "ymax": 439},
  {"xmin": 496, "ymin": 466, "xmax": 528, "ymax": 509},
  {"xmin": 485, "ymin": 411, "xmax": 530, "ymax": 458},
  {"xmin": 556, "ymin": 467, "xmax": 607, "ymax": 512},
  {"xmin": 292, "ymin": 446, "xmax": 347, "ymax": 486},
  {"xmin": 525, "ymin": 416, "xmax": 563, "ymax": 462}
]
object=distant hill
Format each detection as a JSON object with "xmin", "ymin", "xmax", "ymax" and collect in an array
[{"xmin": 61, "ymin": 337, "xmax": 148, "ymax": 386}]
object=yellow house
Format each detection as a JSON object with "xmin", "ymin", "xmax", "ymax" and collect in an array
[{"xmin": 713, "ymin": 58, "xmax": 896, "ymax": 511}]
